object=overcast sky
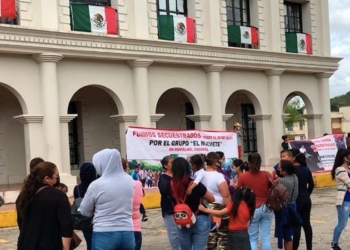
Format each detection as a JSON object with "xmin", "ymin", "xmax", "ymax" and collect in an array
[{"xmin": 329, "ymin": 0, "xmax": 350, "ymax": 97}]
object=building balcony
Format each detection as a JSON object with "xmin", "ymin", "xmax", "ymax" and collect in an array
[
  {"xmin": 157, "ymin": 15, "xmax": 196, "ymax": 43},
  {"xmin": 227, "ymin": 25, "xmax": 259, "ymax": 49}
]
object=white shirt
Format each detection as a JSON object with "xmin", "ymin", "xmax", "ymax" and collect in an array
[
  {"xmin": 193, "ymin": 168, "xmax": 206, "ymax": 185},
  {"xmin": 202, "ymin": 171, "xmax": 226, "ymax": 204}
]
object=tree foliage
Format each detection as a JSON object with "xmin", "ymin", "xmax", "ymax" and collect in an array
[
  {"xmin": 330, "ymin": 91, "xmax": 350, "ymax": 111},
  {"xmin": 284, "ymin": 97, "xmax": 305, "ymax": 128}
]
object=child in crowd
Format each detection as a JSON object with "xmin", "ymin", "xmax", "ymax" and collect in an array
[
  {"xmin": 271, "ymin": 149, "xmax": 293, "ymax": 180},
  {"xmin": 199, "ymin": 186, "xmax": 256, "ymax": 250},
  {"xmin": 57, "ymin": 183, "xmax": 68, "ymax": 193},
  {"xmin": 186, "ymin": 154, "xmax": 217, "ymax": 231}
]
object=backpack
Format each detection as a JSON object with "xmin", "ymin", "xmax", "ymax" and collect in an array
[
  {"xmin": 71, "ymin": 186, "xmax": 93, "ymax": 231},
  {"xmin": 171, "ymin": 181, "xmax": 197, "ymax": 228},
  {"xmin": 264, "ymin": 171, "xmax": 288, "ymax": 211}
]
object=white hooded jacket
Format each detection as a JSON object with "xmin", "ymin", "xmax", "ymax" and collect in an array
[{"xmin": 80, "ymin": 148, "xmax": 135, "ymax": 232}]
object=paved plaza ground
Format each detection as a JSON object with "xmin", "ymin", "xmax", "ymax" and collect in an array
[{"xmin": 0, "ymin": 187, "xmax": 349, "ymax": 250}]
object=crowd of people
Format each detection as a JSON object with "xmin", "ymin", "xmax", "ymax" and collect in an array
[{"xmin": 4, "ymin": 137, "xmax": 350, "ymax": 250}]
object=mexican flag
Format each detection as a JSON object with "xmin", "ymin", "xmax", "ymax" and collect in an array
[
  {"xmin": 227, "ymin": 25, "xmax": 258, "ymax": 45},
  {"xmin": 286, "ymin": 33, "xmax": 312, "ymax": 54},
  {"xmin": 158, "ymin": 15, "xmax": 195, "ymax": 43},
  {"xmin": 0, "ymin": 0, "xmax": 16, "ymax": 19},
  {"xmin": 70, "ymin": 4, "xmax": 118, "ymax": 35}
]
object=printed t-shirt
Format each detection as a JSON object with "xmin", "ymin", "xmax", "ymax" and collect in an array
[{"xmin": 226, "ymin": 201, "xmax": 250, "ymax": 231}]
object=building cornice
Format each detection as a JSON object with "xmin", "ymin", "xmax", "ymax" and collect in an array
[
  {"xmin": 222, "ymin": 114, "xmax": 234, "ymax": 121},
  {"xmin": 0, "ymin": 26, "xmax": 341, "ymax": 73},
  {"xmin": 302, "ymin": 114, "xmax": 323, "ymax": 120},
  {"xmin": 186, "ymin": 115, "xmax": 212, "ymax": 122},
  {"xmin": 249, "ymin": 114, "xmax": 272, "ymax": 121},
  {"xmin": 60, "ymin": 114, "xmax": 77, "ymax": 123},
  {"xmin": 13, "ymin": 114, "xmax": 44, "ymax": 124},
  {"xmin": 150, "ymin": 114, "xmax": 164, "ymax": 122},
  {"xmin": 32, "ymin": 53, "xmax": 63, "ymax": 63},
  {"xmin": 110, "ymin": 115, "xmax": 138, "ymax": 123}
]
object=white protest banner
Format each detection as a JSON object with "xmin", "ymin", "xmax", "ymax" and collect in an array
[
  {"xmin": 289, "ymin": 134, "xmax": 346, "ymax": 172},
  {"xmin": 126, "ymin": 127, "xmax": 238, "ymax": 160}
]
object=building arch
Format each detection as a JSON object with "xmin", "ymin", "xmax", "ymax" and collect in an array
[
  {"xmin": 64, "ymin": 84, "xmax": 125, "ymax": 114},
  {"xmin": 282, "ymin": 91, "xmax": 314, "ymax": 114},
  {"xmin": 0, "ymin": 82, "xmax": 28, "ymax": 114}
]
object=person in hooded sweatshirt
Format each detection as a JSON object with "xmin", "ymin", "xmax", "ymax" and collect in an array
[
  {"xmin": 73, "ymin": 162, "xmax": 96, "ymax": 250},
  {"xmin": 80, "ymin": 149, "xmax": 135, "ymax": 250}
]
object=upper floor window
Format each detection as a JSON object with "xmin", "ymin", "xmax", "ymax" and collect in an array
[
  {"xmin": 284, "ymin": 1, "xmax": 302, "ymax": 33},
  {"xmin": 69, "ymin": 0, "xmax": 111, "ymax": 6},
  {"xmin": 226, "ymin": 0, "xmax": 250, "ymax": 27},
  {"xmin": 157, "ymin": 0, "xmax": 187, "ymax": 16}
]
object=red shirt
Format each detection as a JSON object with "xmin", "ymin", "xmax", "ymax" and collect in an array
[
  {"xmin": 226, "ymin": 201, "xmax": 250, "ymax": 231},
  {"xmin": 237, "ymin": 171, "xmax": 271, "ymax": 208}
]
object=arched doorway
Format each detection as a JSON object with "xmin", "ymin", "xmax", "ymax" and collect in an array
[
  {"xmin": 225, "ymin": 90, "xmax": 262, "ymax": 156},
  {"xmin": 0, "ymin": 85, "xmax": 26, "ymax": 185},
  {"xmin": 282, "ymin": 91, "xmax": 314, "ymax": 139},
  {"xmin": 156, "ymin": 88, "xmax": 198, "ymax": 129},
  {"xmin": 67, "ymin": 86, "xmax": 120, "ymax": 175}
]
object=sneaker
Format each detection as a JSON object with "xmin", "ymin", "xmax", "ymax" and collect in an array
[
  {"xmin": 331, "ymin": 242, "xmax": 342, "ymax": 250},
  {"xmin": 142, "ymin": 215, "xmax": 148, "ymax": 222},
  {"xmin": 210, "ymin": 222, "xmax": 217, "ymax": 232}
]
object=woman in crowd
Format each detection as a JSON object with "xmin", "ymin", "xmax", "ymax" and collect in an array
[
  {"xmin": 170, "ymin": 157, "xmax": 214, "ymax": 249},
  {"xmin": 158, "ymin": 155, "xmax": 180, "ymax": 250},
  {"xmin": 237, "ymin": 153, "xmax": 273, "ymax": 250},
  {"xmin": 330, "ymin": 148, "xmax": 350, "ymax": 250},
  {"xmin": 73, "ymin": 162, "xmax": 96, "ymax": 250},
  {"xmin": 232, "ymin": 159, "xmax": 249, "ymax": 188},
  {"xmin": 122, "ymin": 158, "xmax": 143, "ymax": 250},
  {"xmin": 80, "ymin": 149, "xmax": 135, "ymax": 250},
  {"xmin": 16, "ymin": 162, "xmax": 73, "ymax": 250},
  {"xmin": 274, "ymin": 160, "xmax": 299, "ymax": 250},
  {"xmin": 290, "ymin": 148, "xmax": 314, "ymax": 250},
  {"xmin": 204, "ymin": 152, "xmax": 231, "ymax": 250}
]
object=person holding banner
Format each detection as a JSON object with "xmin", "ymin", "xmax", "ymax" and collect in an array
[
  {"xmin": 158, "ymin": 156, "xmax": 181, "ymax": 250},
  {"xmin": 330, "ymin": 149, "xmax": 350, "ymax": 250}
]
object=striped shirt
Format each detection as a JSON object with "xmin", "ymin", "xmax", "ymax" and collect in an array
[{"xmin": 334, "ymin": 167, "xmax": 350, "ymax": 206}]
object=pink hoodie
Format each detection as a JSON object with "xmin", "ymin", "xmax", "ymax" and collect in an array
[{"xmin": 133, "ymin": 180, "xmax": 143, "ymax": 232}]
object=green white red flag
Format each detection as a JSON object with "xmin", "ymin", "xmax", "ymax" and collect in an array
[
  {"xmin": 158, "ymin": 15, "xmax": 195, "ymax": 43},
  {"xmin": 227, "ymin": 25, "xmax": 259, "ymax": 45},
  {"xmin": 286, "ymin": 33, "xmax": 312, "ymax": 54}
]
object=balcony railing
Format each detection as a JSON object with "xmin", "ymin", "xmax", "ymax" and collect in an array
[
  {"xmin": 158, "ymin": 15, "xmax": 196, "ymax": 43},
  {"xmin": 285, "ymin": 32, "xmax": 312, "ymax": 55},
  {"xmin": 227, "ymin": 25, "xmax": 259, "ymax": 49}
]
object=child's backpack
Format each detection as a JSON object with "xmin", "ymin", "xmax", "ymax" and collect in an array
[
  {"xmin": 171, "ymin": 181, "xmax": 197, "ymax": 228},
  {"xmin": 71, "ymin": 186, "xmax": 93, "ymax": 231},
  {"xmin": 264, "ymin": 172, "xmax": 288, "ymax": 211}
]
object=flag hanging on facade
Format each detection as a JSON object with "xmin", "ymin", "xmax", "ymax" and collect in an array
[
  {"xmin": 286, "ymin": 33, "xmax": 312, "ymax": 54},
  {"xmin": 70, "ymin": 4, "xmax": 118, "ymax": 35},
  {"xmin": 0, "ymin": 0, "xmax": 16, "ymax": 19},
  {"xmin": 158, "ymin": 15, "xmax": 195, "ymax": 43},
  {"xmin": 227, "ymin": 25, "xmax": 259, "ymax": 45}
]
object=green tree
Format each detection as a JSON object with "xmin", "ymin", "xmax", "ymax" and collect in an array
[
  {"xmin": 284, "ymin": 97, "xmax": 305, "ymax": 128},
  {"xmin": 330, "ymin": 91, "xmax": 350, "ymax": 111}
]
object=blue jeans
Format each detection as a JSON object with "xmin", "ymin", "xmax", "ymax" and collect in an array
[
  {"xmin": 248, "ymin": 205, "xmax": 274, "ymax": 250},
  {"xmin": 332, "ymin": 201, "xmax": 350, "ymax": 243},
  {"xmin": 134, "ymin": 231, "xmax": 142, "ymax": 250},
  {"xmin": 92, "ymin": 231, "xmax": 135, "ymax": 250},
  {"xmin": 177, "ymin": 215, "xmax": 210, "ymax": 250},
  {"xmin": 164, "ymin": 214, "xmax": 181, "ymax": 250}
]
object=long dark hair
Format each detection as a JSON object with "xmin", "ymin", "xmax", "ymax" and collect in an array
[
  {"xmin": 171, "ymin": 157, "xmax": 191, "ymax": 201},
  {"xmin": 248, "ymin": 153, "xmax": 262, "ymax": 173},
  {"xmin": 279, "ymin": 160, "xmax": 296, "ymax": 175},
  {"xmin": 290, "ymin": 148, "xmax": 307, "ymax": 166},
  {"xmin": 231, "ymin": 186, "xmax": 255, "ymax": 222},
  {"xmin": 331, "ymin": 149, "xmax": 350, "ymax": 180},
  {"xmin": 17, "ymin": 162, "xmax": 57, "ymax": 217},
  {"xmin": 233, "ymin": 159, "xmax": 249, "ymax": 172},
  {"xmin": 190, "ymin": 154, "xmax": 204, "ymax": 172},
  {"xmin": 161, "ymin": 156, "xmax": 174, "ymax": 170}
]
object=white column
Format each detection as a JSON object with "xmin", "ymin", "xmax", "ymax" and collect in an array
[
  {"xmin": 265, "ymin": 0, "xmax": 283, "ymax": 52},
  {"xmin": 127, "ymin": 60, "xmax": 153, "ymax": 127},
  {"xmin": 128, "ymin": 0, "xmax": 150, "ymax": 39},
  {"xmin": 202, "ymin": 0, "xmax": 222, "ymax": 46},
  {"xmin": 13, "ymin": 115, "xmax": 45, "ymax": 175},
  {"xmin": 110, "ymin": 115, "xmax": 137, "ymax": 158},
  {"xmin": 60, "ymin": 115, "xmax": 78, "ymax": 174},
  {"xmin": 203, "ymin": 65, "xmax": 225, "ymax": 130},
  {"xmin": 265, "ymin": 69, "xmax": 285, "ymax": 160},
  {"xmin": 32, "ymin": 53, "xmax": 63, "ymax": 170},
  {"xmin": 316, "ymin": 72, "xmax": 333, "ymax": 134},
  {"xmin": 38, "ymin": 0, "xmax": 59, "ymax": 30}
]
